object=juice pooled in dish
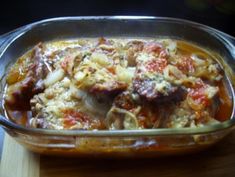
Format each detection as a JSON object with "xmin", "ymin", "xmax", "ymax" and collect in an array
[{"xmin": 4, "ymin": 38, "xmax": 232, "ymax": 130}]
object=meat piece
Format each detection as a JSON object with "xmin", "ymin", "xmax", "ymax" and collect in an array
[
  {"xmin": 132, "ymin": 40, "xmax": 184, "ymax": 102},
  {"xmin": 107, "ymin": 90, "xmax": 168, "ymax": 129},
  {"xmin": 126, "ymin": 40, "xmax": 144, "ymax": 66},
  {"xmin": 89, "ymin": 81, "xmax": 127, "ymax": 95},
  {"xmin": 97, "ymin": 37, "xmax": 113, "ymax": 46},
  {"xmin": 143, "ymin": 42, "xmax": 163, "ymax": 54},
  {"xmin": 105, "ymin": 90, "xmax": 139, "ymax": 129},
  {"xmin": 113, "ymin": 91, "xmax": 139, "ymax": 111},
  {"xmin": 5, "ymin": 76, "xmax": 35, "ymax": 110},
  {"xmin": 5, "ymin": 43, "xmax": 52, "ymax": 110},
  {"xmin": 133, "ymin": 75, "xmax": 184, "ymax": 102},
  {"xmin": 74, "ymin": 52, "xmax": 128, "ymax": 95},
  {"xmin": 133, "ymin": 56, "xmax": 183, "ymax": 102},
  {"xmin": 32, "ymin": 43, "xmax": 50, "ymax": 79}
]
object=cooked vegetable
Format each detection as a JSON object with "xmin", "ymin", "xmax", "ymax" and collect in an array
[{"xmin": 4, "ymin": 38, "xmax": 231, "ymax": 130}]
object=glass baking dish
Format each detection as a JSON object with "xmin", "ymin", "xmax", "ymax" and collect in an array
[{"xmin": 0, "ymin": 16, "xmax": 235, "ymax": 157}]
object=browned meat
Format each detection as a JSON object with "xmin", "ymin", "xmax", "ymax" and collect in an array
[
  {"xmin": 89, "ymin": 81, "xmax": 128, "ymax": 95},
  {"xmin": 5, "ymin": 43, "xmax": 52, "ymax": 110},
  {"xmin": 133, "ymin": 75, "xmax": 186, "ymax": 102},
  {"xmin": 113, "ymin": 90, "xmax": 139, "ymax": 111},
  {"xmin": 126, "ymin": 40, "xmax": 144, "ymax": 66},
  {"xmin": 32, "ymin": 43, "xmax": 51, "ymax": 79},
  {"xmin": 109, "ymin": 90, "xmax": 167, "ymax": 129},
  {"xmin": 5, "ymin": 76, "xmax": 35, "ymax": 110},
  {"xmin": 133, "ymin": 76, "xmax": 176, "ymax": 101},
  {"xmin": 131, "ymin": 41, "xmax": 183, "ymax": 102},
  {"xmin": 143, "ymin": 42, "xmax": 163, "ymax": 54},
  {"xmin": 97, "ymin": 37, "xmax": 112, "ymax": 45}
]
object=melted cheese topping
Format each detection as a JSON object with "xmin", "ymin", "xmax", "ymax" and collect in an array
[{"xmin": 4, "ymin": 38, "xmax": 231, "ymax": 130}]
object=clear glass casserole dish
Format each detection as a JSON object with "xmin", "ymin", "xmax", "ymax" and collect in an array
[{"xmin": 0, "ymin": 16, "xmax": 235, "ymax": 157}]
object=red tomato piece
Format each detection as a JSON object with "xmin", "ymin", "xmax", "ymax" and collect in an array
[
  {"xmin": 63, "ymin": 110, "xmax": 90, "ymax": 128},
  {"xmin": 188, "ymin": 81, "xmax": 210, "ymax": 107},
  {"xmin": 60, "ymin": 56, "xmax": 73, "ymax": 71},
  {"xmin": 63, "ymin": 117, "xmax": 77, "ymax": 128},
  {"xmin": 107, "ymin": 66, "xmax": 116, "ymax": 75},
  {"xmin": 145, "ymin": 58, "xmax": 168, "ymax": 73},
  {"xmin": 144, "ymin": 42, "xmax": 163, "ymax": 53},
  {"xmin": 177, "ymin": 56, "xmax": 195, "ymax": 73}
]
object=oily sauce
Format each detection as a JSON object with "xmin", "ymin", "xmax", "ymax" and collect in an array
[{"xmin": 3, "ymin": 39, "xmax": 233, "ymax": 127}]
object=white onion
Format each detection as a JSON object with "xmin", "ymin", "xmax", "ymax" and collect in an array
[
  {"xmin": 70, "ymin": 84, "xmax": 87, "ymax": 100},
  {"xmin": 74, "ymin": 71, "xmax": 86, "ymax": 82},
  {"xmin": 204, "ymin": 86, "xmax": 219, "ymax": 99},
  {"xmin": 106, "ymin": 107, "xmax": 138, "ymax": 130},
  {"xmin": 191, "ymin": 54, "xmax": 206, "ymax": 66},
  {"xmin": 44, "ymin": 69, "xmax": 64, "ymax": 87},
  {"xmin": 166, "ymin": 40, "xmax": 177, "ymax": 54},
  {"xmin": 186, "ymin": 96, "xmax": 204, "ymax": 111},
  {"xmin": 84, "ymin": 94, "xmax": 109, "ymax": 116},
  {"xmin": 90, "ymin": 52, "xmax": 109, "ymax": 66},
  {"xmin": 116, "ymin": 65, "xmax": 135, "ymax": 83},
  {"xmin": 163, "ymin": 65, "xmax": 186, "ymax": 81}
]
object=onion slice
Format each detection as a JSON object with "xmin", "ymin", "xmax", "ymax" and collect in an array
[{"xmin": 106, "ymin": 107, "xmax": 138, "ymax": 130}]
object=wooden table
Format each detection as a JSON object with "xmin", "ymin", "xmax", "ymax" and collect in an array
[{"xmin": 1, "ymin": 130, "xmax": 235, "ymax": 177}]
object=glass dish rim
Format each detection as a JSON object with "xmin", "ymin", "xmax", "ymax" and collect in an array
[{"xmin": 0, "ymin": 16, "xmax": 235, "ymax": 137}]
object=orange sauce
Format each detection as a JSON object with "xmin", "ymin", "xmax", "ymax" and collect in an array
[
  {"xmin": 178, "ymin": 40, "xmax": 233, "ymax": 122},
  {"xmin": 3, "ymin": 39, "xmax": 233, "ymax": 127},
  {"xmin": 6, "ymin": 108, "xmax": 31, "ymax": 126},
  {"xmin": 215, "ymin": 80, "xmax": 233, "ymax": 122}
]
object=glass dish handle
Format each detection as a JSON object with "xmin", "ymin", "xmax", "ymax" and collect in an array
[
  {"xmin": 0, "ymin": 35, "xmax": 5, "ymax": 47},
  {"xmin": 0, "ymin": 115, "xmax": 7, "ymax": 128},
  {"xmin": 225, "ymin": 34, "xmax": 235, "ymax": 46},
  {"xmin": 215, "ymin": 30, "xmax": 235, "ymax": 58},
  {"xmin": 0, "ymin": 25, "xmax": 28, "ymax": 49},
  {"xmin": 225, "ymin": 35, "xmax": 235, "ymax": 54},
  {"xmin": 0, "ymin": 32, "xmax": 12, "ymax": 50}
]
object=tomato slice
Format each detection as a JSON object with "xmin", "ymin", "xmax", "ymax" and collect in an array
[
  {"xmin": 63, "ymin": 110, "xmax": 90, "ymax": 128},
  {"xmin": 176, "ymin": 56, "xmax": 195, "ymax": 74},
  {"xmin": 144, "ymin": 42, "xmax": 162, "ymax": 53},
  {"xmin": 188, "ymin": 81, "xmax": 210, "ymax": 108},
  {"xmin": 145, "ymin": 58, "xmax": 168, "ymax": 73}
]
